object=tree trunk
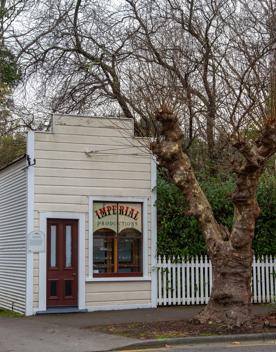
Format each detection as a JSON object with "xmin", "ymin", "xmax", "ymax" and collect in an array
[
  {"xmin": 197, "ymin": 244, "xmax": 253, "ymax": 327},
  {"xmin": 206, "ymin": 109, "xmax": 215, "ymax": 161},
  {"xmin": 151, "ymin": 107, "xmax": 271, "ymax": 328}
]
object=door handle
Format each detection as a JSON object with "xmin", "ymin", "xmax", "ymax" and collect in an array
[{"xmin": 72, "ymin": 273, "xmax": 77, "ymax": 276}]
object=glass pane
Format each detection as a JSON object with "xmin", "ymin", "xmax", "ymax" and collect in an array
[
  {"xmin": 65, "ymin": 280, "xmax": 73, "ymax": 297},
  {"xmin": 92, "ymin": 202, "xmax": 143, "ymax": 275},
  {"xmin": 50, "ymin": 281, "xmax": 57, "ymax": 296},
  {"xmin": 93, "ymin": 231, "xmax": 115, "ymax": 274},
  {"xmin": 119, "ymin": 239, "xmax": 132, "ymax": 263},
  {"xmin": 118, "ymin": 234, "xmax": 142, "ymax": 273},
  {"xmin": 65, "ymin": 225, "xmax": 72, "ymax": 267},
  {"xmin": 93, "ymin": 202, "xmax": 117, "ymax": 232},
  {"xmin": 118, "ymin": 203, "xmax": 142, "ymax": 233},
  {"xmin": 50, "ymin": 225, "xmax": 57, "ymax": 267}
]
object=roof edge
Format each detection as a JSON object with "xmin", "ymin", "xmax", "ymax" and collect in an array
[
  {"xmin": 52, "ymin": 113, "xmax": 133, "ymax": 122},
  {"xmin": 0, "ymin": 154, "xmax": 26, "ymax": 172}
]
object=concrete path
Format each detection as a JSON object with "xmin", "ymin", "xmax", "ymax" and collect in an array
[
  {"xmin": 0, "ymin": 316, "xmax": 139, "ymax": 352},
  {"xmin": 0, "ymin": 305, "xmax": 274, "ymax": 352},
  {"xmin": 32, "ymin": 306, "xmax": 203, "ymax": 327},
  {"xmin": 30, "ymin": 304, "xmax": 274, "ymax": 328}
]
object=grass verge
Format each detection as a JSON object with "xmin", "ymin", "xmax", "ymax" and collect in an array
[{"xmin": 0, "ymin": 308, "xmax": 23, "ymax": 317}]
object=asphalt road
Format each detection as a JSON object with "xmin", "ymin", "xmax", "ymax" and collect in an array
[{"xmin": 120, "ymin": 340, "xmax": 276, "ymax": 352}]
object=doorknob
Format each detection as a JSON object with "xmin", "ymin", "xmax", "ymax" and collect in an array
[{"xmin": 72, "ymin": 273, "xmax": 76, "ymax": 276}]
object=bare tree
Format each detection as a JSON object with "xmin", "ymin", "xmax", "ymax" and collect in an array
[
  {"xmin": 0, "ymin": 0, "xmax": 30, "ymax": 135},
  {"xmin": 13, "ymin": 0, "xmax": 276, "ymax": 327}
]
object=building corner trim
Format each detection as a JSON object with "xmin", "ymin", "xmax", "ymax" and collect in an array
[
  {"xmin": 151, "ymin": 156, "xmax": 158, "ymax": 308},
  {"xmin": 26, "ymin": 131, "xmax": 35, "ymax": 316}
]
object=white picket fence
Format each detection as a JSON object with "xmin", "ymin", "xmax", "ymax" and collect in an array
[{"xmin": 157, "ymin": 255, "xmax": 276, "ymax": 306}]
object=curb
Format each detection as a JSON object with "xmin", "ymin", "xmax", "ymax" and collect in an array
[{"xmin": 111, "ymin": 332, "xmax": 276, "ymax": 351}]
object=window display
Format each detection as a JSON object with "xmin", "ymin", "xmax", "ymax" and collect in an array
[{"xmin": 93, "ymin": 202, "xmax": 143, "ymax": 277}]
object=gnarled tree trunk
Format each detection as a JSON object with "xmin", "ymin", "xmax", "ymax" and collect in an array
[
  {"xmin": 198, "ymin": 245, "xmax": 253, "ymax": 327},
  {"xmin": 151, "ymin": 107, "xmax": 275, "ymax": 328}
]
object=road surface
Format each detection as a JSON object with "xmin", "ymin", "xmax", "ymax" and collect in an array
[{"xmin": 120, "ymin": 340, "xmax": 276, "ymax": 352}]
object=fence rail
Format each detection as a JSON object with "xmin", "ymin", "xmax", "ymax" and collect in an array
[{"xmin": 157, "ymin": 255, "xmax": 276, "ymax": 306}]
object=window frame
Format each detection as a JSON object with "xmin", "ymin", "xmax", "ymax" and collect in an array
[{"xmin": 88, "ymin": 196, "xmax": 148, "ymax": 281}]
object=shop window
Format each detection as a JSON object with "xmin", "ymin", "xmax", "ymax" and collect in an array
[{"xmin": 93, "ymin": 202, "xmax": 143, "ymax": 277}]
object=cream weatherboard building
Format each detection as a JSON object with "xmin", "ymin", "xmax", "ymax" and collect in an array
[{"xmin": 0, "ymin": 115, "xmax": 157, "ymax": 315}]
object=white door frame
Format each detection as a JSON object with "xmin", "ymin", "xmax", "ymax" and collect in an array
[{"xmin": 38, "ymin": 212, "xmax": 86, "ymax": 312}]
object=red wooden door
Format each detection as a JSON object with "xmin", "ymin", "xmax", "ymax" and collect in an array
[{"xmin": 47, "ymin": 219, "xmax": 78, "ymax": 308}]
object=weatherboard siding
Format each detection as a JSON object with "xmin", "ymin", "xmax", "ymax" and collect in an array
[
  {"xmin": 0, "ymin": 159, "xmax": 27, "ymax": 313},
  {"xmin": 33, "ymin": 116, "xmax": 153, "ymax": 309},
  {"xmin": 86, "ymin": 281, "xmax": 152, "ymax": 307}
]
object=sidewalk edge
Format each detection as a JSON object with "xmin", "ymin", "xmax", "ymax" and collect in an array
[{"xmin": 110, "ymin": 332, "xmax": 276, "ymax": 351}]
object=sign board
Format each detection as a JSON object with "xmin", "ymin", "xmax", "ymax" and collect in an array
[
  {"xmin": 27, "ymin": 231, "xmax": 45, "ymax": 253},
  {"xmin": 93, "ymin": 202, "xmax": 142, "ymax": 233}
]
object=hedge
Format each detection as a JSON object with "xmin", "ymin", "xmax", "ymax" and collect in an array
[{"xmin": 157, "ymin": 174, "xmax": 276, "ymax": 257}]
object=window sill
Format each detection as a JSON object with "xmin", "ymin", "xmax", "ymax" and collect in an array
[{"xmin": 86, "ymin": 276, "xmax": 151, "ymax": 282}]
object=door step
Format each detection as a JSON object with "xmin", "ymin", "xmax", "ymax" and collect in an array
[{"xmin": 36, "ymin": 307, "xmax": 88, "ymax": 315}]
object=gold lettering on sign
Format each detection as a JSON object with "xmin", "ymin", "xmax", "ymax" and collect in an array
[{"xmin": 95, "ymin": 205, "xmax": 140, "ymax": 220}]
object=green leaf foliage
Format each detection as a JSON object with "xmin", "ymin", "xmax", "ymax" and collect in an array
[
  {"xmin": 157, "ymin": 173, "xmax": 276, "ymax": 257},
  {"xmin": 0, "ymin": 47, "xmax": 20, "ymax": 87},
  {"xmin": 157, "ymin": 175, "xmax": 206, "ymax": 258},
  {"xmin": 254, "ymin": 176, "xmax": 276, "ymax": 256},
  {"xmin": 0, "ymin": 134, "xmax": 26, "ymax": 169}
]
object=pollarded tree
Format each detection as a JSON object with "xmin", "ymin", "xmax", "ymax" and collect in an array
[
  {"xmin": 129, "ymin": 0, "xmax": 276, "ymax": 326},
  {"xmin": 14, "ymin": 0, "xmax": 276, "ymax": 327},
  {"xmin": 151, "ymin": 105, "xmax": 276, "ymax": 327}
]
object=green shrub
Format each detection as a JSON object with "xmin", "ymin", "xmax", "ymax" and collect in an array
[
  {"xmin": 157, "ymin": 174, "xmax": 276, "ymax": 257},
  {"xmin": 254, "ymin": 176, "xmax": 276, "ymax": 256}
]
